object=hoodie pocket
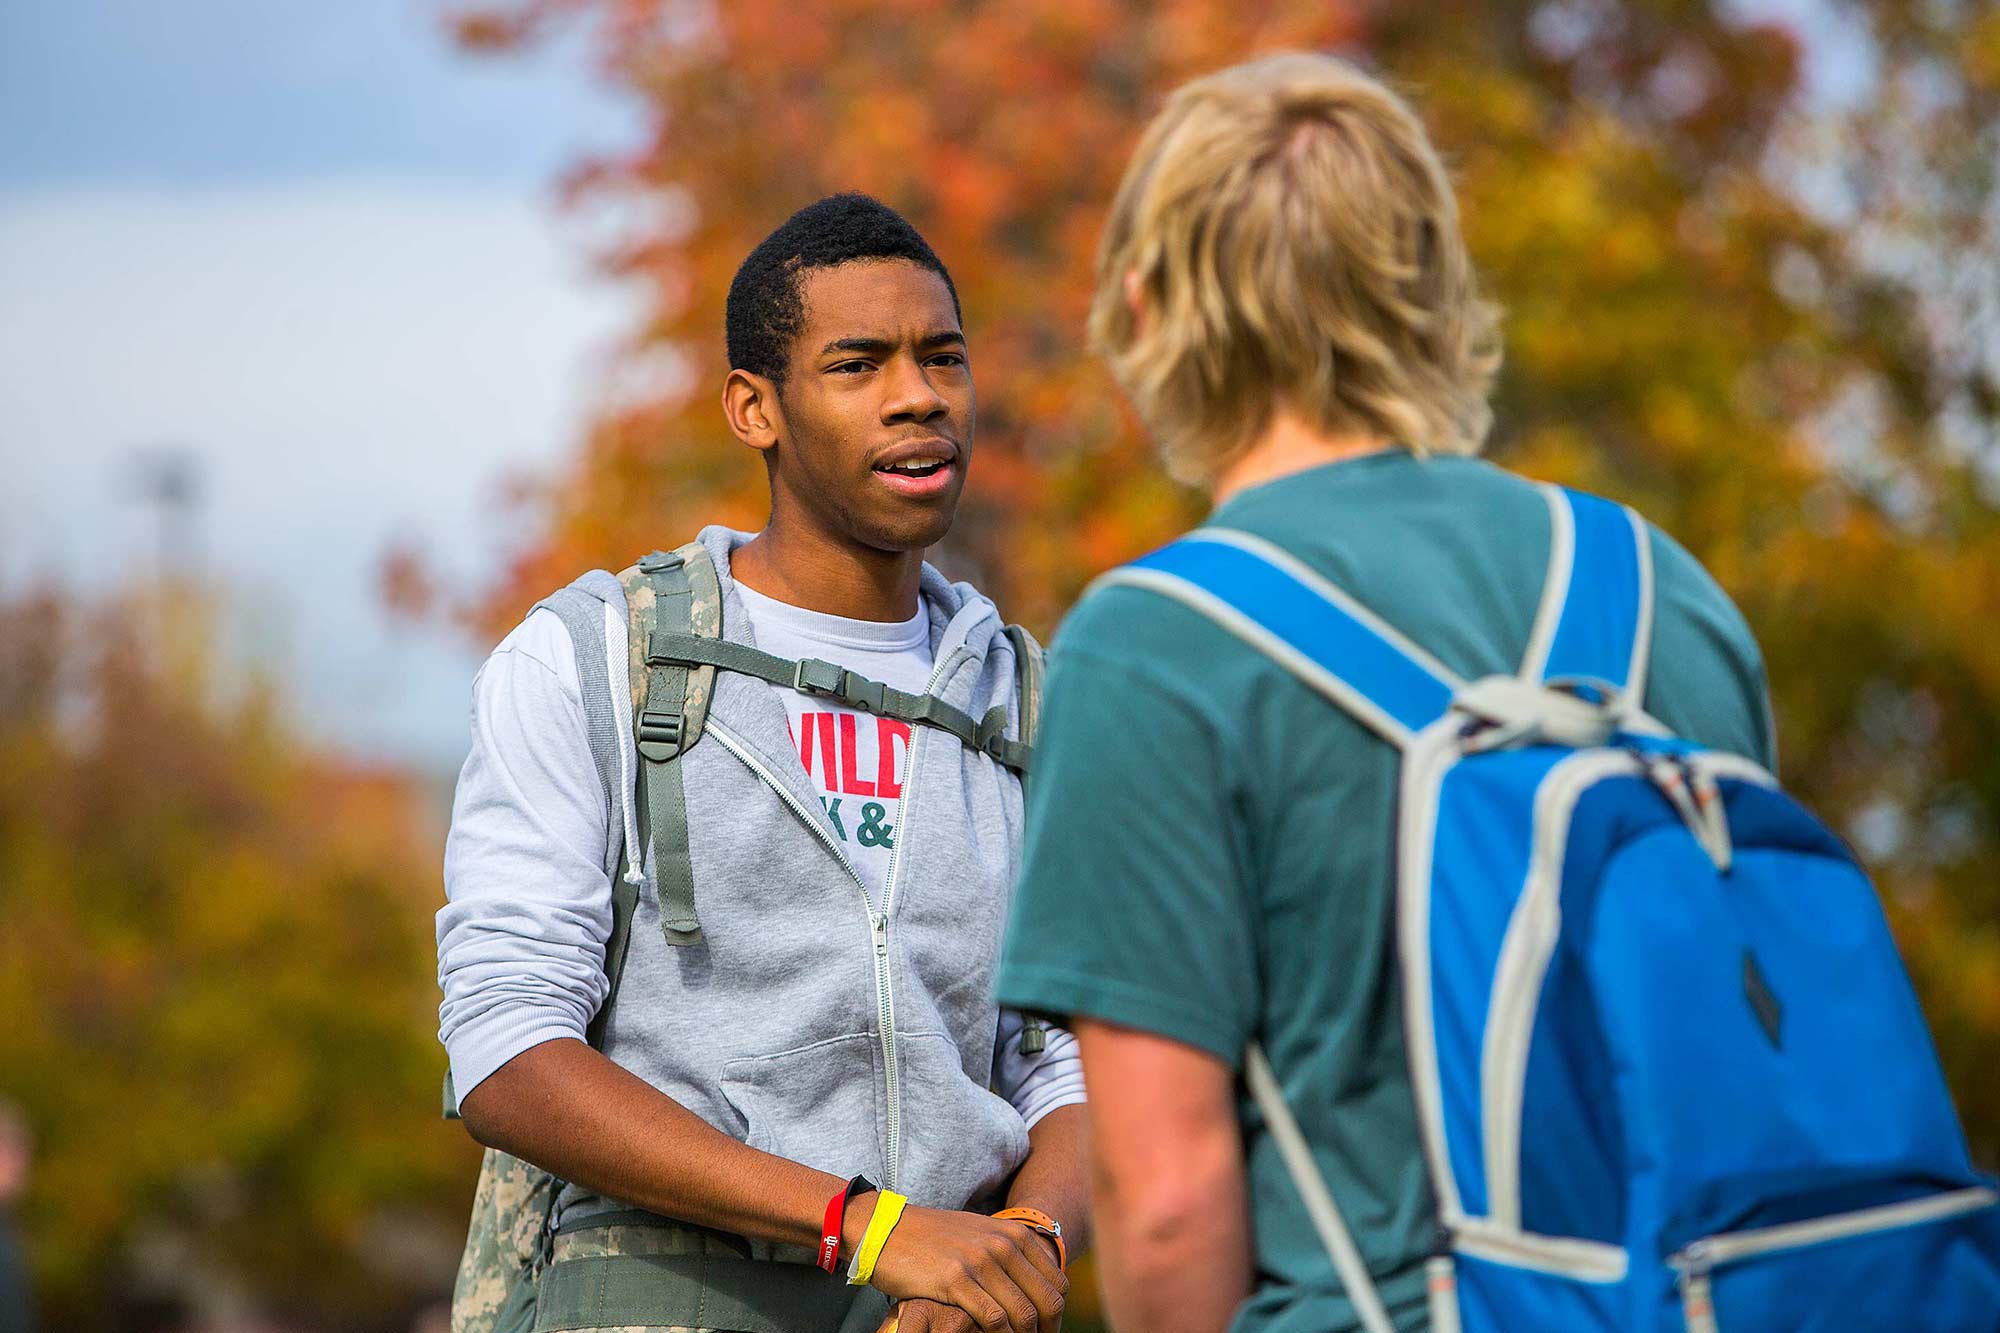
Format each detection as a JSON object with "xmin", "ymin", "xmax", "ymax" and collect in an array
[
  {"xmin": 718, "ymin": 1033, "xmax": 886, "ymax": 1185},
  {"xmin": 891, "ymin": 1031, "xmax": 1031, "ymax": 1212}
]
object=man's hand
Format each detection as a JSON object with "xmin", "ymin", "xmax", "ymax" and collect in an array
[
  {"xmin": 874, "ymin": 1231, "xmax": 1066, "ymax": 1333},
  {"xmin": 884, "ymin": 1296, "xmax": 1063, "ymax": 1333},
  {"xmin": 879, "ymin": 1298, "xmax": 967, "ymax": 1332},
  {"xmin": 848, "ymin": 1197, "xmax": 1066, "ymax": 1333}
]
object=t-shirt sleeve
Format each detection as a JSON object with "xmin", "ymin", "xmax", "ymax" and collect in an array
[
  {"xmin": 1643, "ymin": 525, "xmax": 1779, "ymax": 774},
  {"xmin": 995, "ymin": 599, "xmax": 1261, "ymax": 1067}
]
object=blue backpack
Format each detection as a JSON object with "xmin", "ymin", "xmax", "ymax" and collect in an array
[{"xmin": 1109, "ymin": 485, "xmax": 2000, "ymax": 1332}]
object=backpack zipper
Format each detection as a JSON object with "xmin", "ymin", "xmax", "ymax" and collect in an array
[
  {"xmin": 1481, "ymin": 749, "xmax": 1643, "ymax": 1227},
  {"xmin": 1667, "ymin": 1185, "xmax": 1996, "ymax": 1332}
]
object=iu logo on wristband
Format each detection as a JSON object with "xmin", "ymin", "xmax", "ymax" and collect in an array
[{"xmin": 820, "ymin": 1174, "xmax": 876, "ymax": 1275}]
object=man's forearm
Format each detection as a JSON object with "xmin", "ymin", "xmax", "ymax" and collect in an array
[
  {"xmin": 1073, "ymin": 1020, "xmax": 1252, "ymax": 1332},
  {"xmin": 1091, "ymin": 1157, "xmax": 1250, "ymax": 1333},
  {"xmin": 459, "ymin": 1036, "xmax": 843, "ymax": 1248},
  {"xmin": 1003, "ymin": 1103, "xmax": 1092, "ymax": 1261}
]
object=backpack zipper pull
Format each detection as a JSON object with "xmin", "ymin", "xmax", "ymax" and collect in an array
[
  {"xmin": 1675, "ymin": 1246, "xmax": 1718, "ymax": 1333},
  {"xmin": 1684, "ymin": 759, "xmax": 1734, "ymax": 874},
  {"xmin": 1641, "ymin": 753, "xmax": 1734, "ymax": 875}
]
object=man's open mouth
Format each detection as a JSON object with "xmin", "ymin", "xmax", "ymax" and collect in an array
[
  {"xmin": 874, "ymin": 458, "xmax": 950, "ymax": 480},
  {"xmin": 871, "ymin": 441, "xmax": 959, "ymax": 495}
]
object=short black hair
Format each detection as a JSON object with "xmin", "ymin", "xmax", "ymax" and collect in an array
[{"xmin": 725, "ymin": 193, "xmax": 961, "ymax": 384}]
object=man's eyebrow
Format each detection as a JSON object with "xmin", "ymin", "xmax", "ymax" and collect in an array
[
  {"xmin": 818, "ymin": 331, "xmax": 967, "ymax": 356},
  {"xmin": 820, "ymin": 337, "xmax": 894, "ymax": 356}
]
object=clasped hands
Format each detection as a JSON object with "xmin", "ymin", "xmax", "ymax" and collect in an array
[{"xmin": 845, "ymin": 1196, "xmax": 1066, "ymax": 1333}]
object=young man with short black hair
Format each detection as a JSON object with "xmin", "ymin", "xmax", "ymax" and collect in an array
[{"xmin": 441, "ymin": 193, "xmax": 1086, "ymax": 1333}]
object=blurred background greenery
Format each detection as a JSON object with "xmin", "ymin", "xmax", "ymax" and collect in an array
[{"xmin": 1, "ymin": 0, "xmax": 1995, "ymax": 1328}]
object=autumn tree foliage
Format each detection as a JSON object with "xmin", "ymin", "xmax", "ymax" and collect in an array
[
  {"xmin": 453, "ymin": 0, "xmax": 2000, "ymax": 1160},
  {"xmin": 0, "ymin": 585, "xmax": 478, "ymax": 1328}
]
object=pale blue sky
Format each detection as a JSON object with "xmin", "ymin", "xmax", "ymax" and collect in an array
[
  {"xmin": 0, "ymin": 0, "xmax": 625, "ymax": 187},
  {"xmin": 0, "ymin": 1, "xmax": 638, "ymax": 771}
]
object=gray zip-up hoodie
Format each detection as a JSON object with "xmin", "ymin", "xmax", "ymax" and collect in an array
[{"xmin": 439, "ymin": 528, "xmax": 1036, "ymax": 1248}]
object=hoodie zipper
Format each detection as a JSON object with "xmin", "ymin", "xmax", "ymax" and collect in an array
[
  {"xmin": 873, "ymin": 644, "xmax": 971, "ymax": 1189},
  {"xmin": 702, "ymin": 722, "xmax": 891, "ymax": 1178},
  {"xmin": 703, "ymin": 642, "xmax": 973, "ymax": 1193}
]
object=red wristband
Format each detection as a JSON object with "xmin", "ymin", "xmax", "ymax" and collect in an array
[{"xmin": 819, "ymin": 1175, "xmax": 875, "ymax": 1274}]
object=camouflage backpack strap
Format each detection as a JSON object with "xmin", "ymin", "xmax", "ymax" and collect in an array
[
  {"xmin": 1004, "ymin": 623, "xmax": 1045, "ymax": 750},
  {"xmin": 1001, "ymin": 623, "xmax": 1054, "ymax": 1057},
  {"xmin": 614, "ymin": 540, "xmax": 721, "ymax": 951}
]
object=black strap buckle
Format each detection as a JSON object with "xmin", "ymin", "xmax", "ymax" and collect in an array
[{"xmin": 637, "ymin": 709, "xmax": 684, "ymax": 760}]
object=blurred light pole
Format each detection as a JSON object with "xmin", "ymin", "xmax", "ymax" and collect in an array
[{"xmin": 125, "ymin": 447, "xmax": 204, "ymax": 581}]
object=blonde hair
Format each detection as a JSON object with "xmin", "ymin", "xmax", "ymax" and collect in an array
[{"xmin": 1090, "ymin": 52, "xmax": 1501, "ymax": 485}]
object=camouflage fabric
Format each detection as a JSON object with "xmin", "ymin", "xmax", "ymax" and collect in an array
[
  {"xmin": 617, "ymin": 540, "xmax": 722, "ymax": 742},
  {"xmin": 451, "ymin": 1148, "xmax": 558, "ymax": 1333}
]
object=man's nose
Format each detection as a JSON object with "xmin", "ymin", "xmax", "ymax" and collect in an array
[{"xmin": 882, "ymin": 355, "xmax": 949, "ymax": 423}]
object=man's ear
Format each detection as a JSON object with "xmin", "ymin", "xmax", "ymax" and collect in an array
[
  {"xmin": 1123, "ymin": 267, "xmax": 1151, "ymax": 334},
  {"xmin": 722, "ymin": 369, "xmax": 782, "ymax": 455}
]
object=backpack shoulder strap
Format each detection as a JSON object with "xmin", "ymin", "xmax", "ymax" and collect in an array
[
  {"xmin": 1519, "ymin": 484, "xmax": 1655, "ymax": 702},
  {"xmin": 613, "ymin": 542, "xmax": 722, "ymax": 955},
  {"xmin": 999, "ymin": 623, "xmax": 1051, "ymax": 1055},
  {"xmin": 1003, "ymin": 624, "xmax": 1045, "ymax": 749},
  {"xmin": 1096, "ymin": 527, "xmax": 1465, "ymax": 750}
]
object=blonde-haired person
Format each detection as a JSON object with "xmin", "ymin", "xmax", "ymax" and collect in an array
[{"xmin": 996, "ymin": 53, "xmax": 1774, "ymax": 1332}]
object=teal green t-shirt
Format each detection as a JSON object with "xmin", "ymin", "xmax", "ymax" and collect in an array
[{"xmin": 994, "ymin": 452, "xmax": 1775, "ymax": 1333}]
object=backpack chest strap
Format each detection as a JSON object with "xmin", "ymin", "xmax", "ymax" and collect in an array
[{"xmin": 645, "ymin": 630, "xmax": 1032, "ymax": 774}]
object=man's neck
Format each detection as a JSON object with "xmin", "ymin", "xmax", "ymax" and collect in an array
[
  {"xmin": 730, "ymin": 523, "xmax": 927, "ymax": 623},
  {"xmin": 1212, "ymin": 409, "xmax": 1394, "ymax": 506}
]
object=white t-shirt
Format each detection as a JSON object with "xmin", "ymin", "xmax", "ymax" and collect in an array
[{"xmin": 733, "ymin": 582, "xmax": 934, "ymax": 901}]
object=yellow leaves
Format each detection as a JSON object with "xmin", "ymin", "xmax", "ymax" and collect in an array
[
  {"xmin": 0, "ymin": 590, "xmax": 473, "ymax": 1321},
  {"xmin": 1966, "ymin": 10, "xmax": 2000, "ymax": 94}
]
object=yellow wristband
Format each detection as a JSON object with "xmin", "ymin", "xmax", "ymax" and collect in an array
[{"xmin": 847, "ymin": 1190, "xmax": 908, "ymax": 1287}]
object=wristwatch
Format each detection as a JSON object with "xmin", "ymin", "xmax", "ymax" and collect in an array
[{"xmin": 993, "ymin": 1206, "xmax": 1067, "ymax": 1269}]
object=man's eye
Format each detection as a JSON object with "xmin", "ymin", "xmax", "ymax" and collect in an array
[
  {"xmin": 927, "ymin": 353, "xmax": 966, "ymax": 368},
  {"xmin": 829, "ymin": 360, "xmax": 872, "ymax": 374}
]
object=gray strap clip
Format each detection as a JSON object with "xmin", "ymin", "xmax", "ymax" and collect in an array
[{"xmin": 793, "ymin": 658, "xmax": 887, "ymax": 714}]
